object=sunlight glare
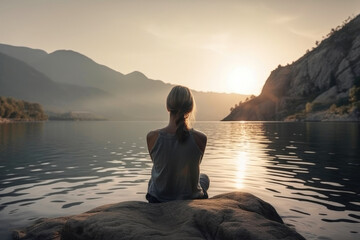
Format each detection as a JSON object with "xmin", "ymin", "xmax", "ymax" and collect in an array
[
  {"xmin": 226, "ymin": 66, "xmax": 257, "ymax": 95},
  {"xmin": 235, "ymin": 151, "xmax": 248, "ymax": 189}
]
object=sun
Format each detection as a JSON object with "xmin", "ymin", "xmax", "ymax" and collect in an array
[{"xmin": 226, "ymin": 66, "xmax": 258, "ymax": 95}]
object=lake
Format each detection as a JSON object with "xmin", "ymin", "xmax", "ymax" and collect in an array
[{"xmin": 0, "ymin": 121, "xmax": 359, "ymax": 240}]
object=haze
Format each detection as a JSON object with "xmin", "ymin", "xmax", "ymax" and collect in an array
[{"xmin": 1, "ymin": 0, "xmax": 359, "ymax": 95}]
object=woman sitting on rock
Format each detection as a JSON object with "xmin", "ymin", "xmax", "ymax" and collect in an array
[{"xmin": 146, "ymin": 85, "xmax": 210, "ymax": 203}]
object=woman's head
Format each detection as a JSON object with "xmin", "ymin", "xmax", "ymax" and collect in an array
[
  {"xmin": 166, "ymin": 86, "xmax": 196, "ymax": 141},
  {"xmin": 167, "ymin": 85, "xmax": 194, "ymax": 116}
]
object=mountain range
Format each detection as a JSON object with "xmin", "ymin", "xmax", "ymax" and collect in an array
[
  {"xmin": 224, "ymin": 14, "xmax": 360, "ymax": 121},
  {"xmin": 0, "ymin": 44, "xmax": 247, "ymax": 120}
]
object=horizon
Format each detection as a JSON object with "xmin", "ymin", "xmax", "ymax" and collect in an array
[{"xmin": 1, "ymin": 0, "xmax": 360, "ymax": 95}]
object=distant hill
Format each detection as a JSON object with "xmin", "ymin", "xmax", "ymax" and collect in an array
[
  {"xmin": 47, "ymin": 111, "xmax": 107, "ymax": 121},
  {"xmin": 0, "ymin": 52, "xmax": 108, "ymax": 112},
  {"xmin": 0, "ymin": 43, "xmax": 247, "ymax": 120},
  {"xmin": 224, "ymin": 14, "xmax": 360, "ymax": 121}
]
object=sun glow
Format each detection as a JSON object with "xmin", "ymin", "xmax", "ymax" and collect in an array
[{"xmin": 226, "ymin": 66, "xmax": 258, "ymax": 95}]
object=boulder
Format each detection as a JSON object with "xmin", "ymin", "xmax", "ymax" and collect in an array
[{"xmin": 13, "ymin": 192, "xmax": 305, "ymax": 240}]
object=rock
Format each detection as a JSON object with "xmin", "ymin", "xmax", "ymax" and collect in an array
[
  {"xmin": 12, "ymin": 192, "xmax": 305, "ymax": 240},
  {"xmin": 313, "ymin": 86, "xmax": 338, "ymax": 104}
]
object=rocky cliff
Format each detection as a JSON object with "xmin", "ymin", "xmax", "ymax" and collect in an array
[
  {"xmin": 224, "ymin": 14, "xmax": 360, "ymax": 121},
  {"xmin": 13, "ymin": 192, "xmax": 304, "ymax": 240}
]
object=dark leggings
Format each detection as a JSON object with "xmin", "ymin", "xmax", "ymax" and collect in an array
[{"xmin": 146, "ymin": 173, "xmax": 210, "ymax": 203}]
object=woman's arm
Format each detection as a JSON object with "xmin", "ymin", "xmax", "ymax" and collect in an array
[
  {"xmin": 146, "ymin": 130, "xmax": 160, "ymax": 154},
  {"xmin": 192, "ymin": 130, "xmax": 207, "ymax": 154}
]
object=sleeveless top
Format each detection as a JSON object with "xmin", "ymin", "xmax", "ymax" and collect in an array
[{"xmin": 147, "ymin": 130, "xmax": 205, "ymax": 202}]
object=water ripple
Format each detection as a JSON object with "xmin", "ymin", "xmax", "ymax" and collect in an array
[{"xmin": 0, "ymin": 121, "xmax": 359, "ymax": 240}]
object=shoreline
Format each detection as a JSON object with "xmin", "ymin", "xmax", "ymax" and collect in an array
[
  {"xmin": 2, "ymin": 118, "xmax": 359, "ymax": 123},
  {"xmin": 0, "ymin": 118, "xmax": 12, "ymax": 123},
  {"xmin": 0, "ymin": 118, "xmax": 108, "ymax": 123},
  {"xmin": 0, "ymin": 118, "xmax": 48, "ymax": 124}
]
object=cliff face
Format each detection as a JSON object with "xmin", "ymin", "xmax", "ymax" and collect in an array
[{"xmin": 224, "ymin": 14, "xmax": 360, "ymax": 121}]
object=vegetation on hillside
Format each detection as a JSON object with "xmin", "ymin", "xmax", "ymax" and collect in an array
[
  {"xmin": 306, "ymin": 15, "xmax": 355, "ymax": 56},
  {"xmin": 0, "ymin": 96, "xmax": 48, "ymax": 121},
  {"xmin": 326, "ymin": 77, "xmax": 360, "ymax": 113},
  {"xmin": 284, "ymin": 77, "xmax": 360, "ymax": 121},
  {"xmin": 229, "ymin": 95, "xmax": 256, "ymax": 112},
  {"xmin": 277, "ymin": 15, "xmax": 356, "ymax": 68}
]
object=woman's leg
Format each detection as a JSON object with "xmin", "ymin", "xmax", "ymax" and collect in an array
[
  {"xmin": 199, "ymin": 173, "xmax": 210, "ymax": 198},
  {"xmin": 146, "ymin": 193, "xmax": 161, "ymax": 203}
]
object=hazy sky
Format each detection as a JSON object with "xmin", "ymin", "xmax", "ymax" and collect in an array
[{"xmin": 1, "ymin": 0, "xmax": 360, "ymax": 95}]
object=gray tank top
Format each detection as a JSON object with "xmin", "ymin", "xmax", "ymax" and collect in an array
[{"xmin": 147, "ymin": 130, "xmax": 205, "ymax": 202}]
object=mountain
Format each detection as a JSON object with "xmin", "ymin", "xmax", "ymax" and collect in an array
[
  {"xmin": 0, "ymin": 44, "xmax": 47, "ymax": 65},
  {"xmin": 0, "ymin": 43, "xmax": 246, "ymax": 120},
  {"xmin": 224, "ymin": 14, "xmax": 360, "ymax": 121},
  {"xmin": 0, "ymin": 52, "xmax": 107, "ymax": 112}
]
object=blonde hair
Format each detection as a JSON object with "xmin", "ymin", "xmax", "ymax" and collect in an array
[{"xmin": 166, "ymin": 85, "xmax": 196, "ymax": 142}]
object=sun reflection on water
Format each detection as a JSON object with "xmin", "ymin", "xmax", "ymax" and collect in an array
[{"xmin": 235, "ymin": 151, "xmax": 248, "ymax": 189}]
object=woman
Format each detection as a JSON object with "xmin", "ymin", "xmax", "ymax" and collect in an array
[{"xmin": 146, "ymin": 85, "xmax": 210, "ymax": 203}]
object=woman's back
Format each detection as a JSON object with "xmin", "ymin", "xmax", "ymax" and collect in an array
[
  {"xmin": 147, "ymin": 129, "xmax": 206, "ymax": 202},
  {"xmin": 146, "ymin": 85, "xmax": 209, "ymax": 203}
]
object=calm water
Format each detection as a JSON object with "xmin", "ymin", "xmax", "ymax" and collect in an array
[{"xmin": 0, "ymin": 121, "xmax": 359, "ymax": 240}]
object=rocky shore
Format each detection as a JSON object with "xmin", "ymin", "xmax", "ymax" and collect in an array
[
  {"xmin": 13, "ymin": 192, "xmax": 305, "ymax": 240},
  {"xmin": 284, "ymin": 109, "xmax": 360, "ymax": 122}
]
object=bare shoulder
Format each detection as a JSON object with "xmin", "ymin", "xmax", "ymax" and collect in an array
[
  {"xmin": 191, "ymin": 129, "xmax": 207, "ymax": 153},
  {"xmin": 146, "ymin": 129, "xmax": 160, "ymax": 153},
  {"xmin": 147, "ymin": 129, "xmax": 160, "ymax": 141},
  {"xmin": 191, "ymin": 129, "xmax": 207, "ymax": 142}
]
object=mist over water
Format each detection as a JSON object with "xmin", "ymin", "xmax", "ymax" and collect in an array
[{"xmin": 0, "ymin": 121, "xmax": 359, "ymax": 240}]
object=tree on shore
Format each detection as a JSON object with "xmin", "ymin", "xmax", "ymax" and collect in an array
[{"xmin": 0, "ymin": 96, "xmax": 47, "ymax": 121}]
